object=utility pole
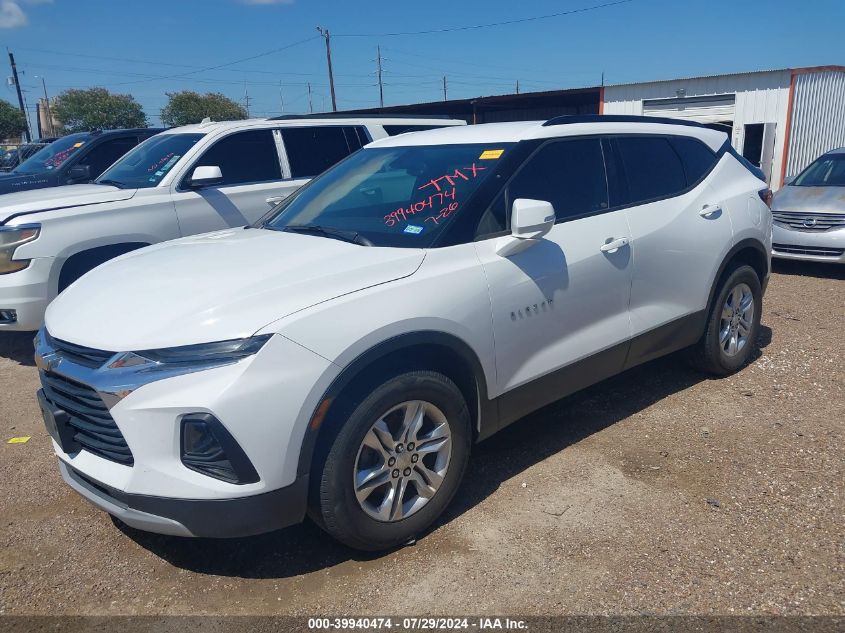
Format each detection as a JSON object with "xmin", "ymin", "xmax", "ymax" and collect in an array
[
  {"xmin": 7, "ymin": 50, "xmax": 30, "ymax": 142},
  {"xmin": 515, "ymin": 79, "xmax": 520, "ymax": 94},
  {"xmin": 40, "ymin": 76, "xmax": 53, "ymax": 137},
  {"xmin": 307, "ymin": 82, "xmax": 313, "ymax": 113},
  {"xmin": 279, "ymin": 80, "xmax": 284, "ymax": 114},
  {"xmin": 442, "ymin": 76, "xmax": 447, "ymax": 101},
  {"xmin": 316, "ymin": 26, "xmax": 337, "ymax": 111},
  {"xmin": 376, "ymin": 45, "xmax": 384, "ymax": 109},
  {"xmin": 243, "ymin": 81, "xmax": 252, "ymax": 117}
]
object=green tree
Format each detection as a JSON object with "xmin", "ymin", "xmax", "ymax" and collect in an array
[
  {"xmin": 53, "ymin": 88, "xmax": 147, "ymax": 132},
  {"xmin": 160, "ymin": 91, "xmax": 248, "ymax": 127},
  {"xmin": 0, "ymin": 99, "xmax": 28, "ymax": 140}
]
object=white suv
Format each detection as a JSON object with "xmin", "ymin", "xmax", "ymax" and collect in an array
[
  {"xmin": 0, "ymin": 116, "xmax": 463, "ymax": 330},
  {"xmin": 35, "ymin": 116, "xmax": 772, "ymax": 551}
]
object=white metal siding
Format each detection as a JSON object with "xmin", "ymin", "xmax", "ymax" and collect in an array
[
  {"xmin": 603, "ymin": 71, "xmax": 792, "ymax": 188},
  {"xmin": 786, "ymin": 70, "xmax": 845, "ymax": 178}
]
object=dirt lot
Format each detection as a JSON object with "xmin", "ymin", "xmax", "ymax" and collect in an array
[{"xmin": 0, "ymin": 261, "xmax": 842, "ymax": 617}]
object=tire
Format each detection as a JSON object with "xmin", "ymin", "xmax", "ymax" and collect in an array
[
  {"xmin": 687, "ymin": 264, "xmax": 762, "ymax": 375},
  {"xmin": 312, "ymin": 370, "xmax": 471, "ymax": 551}
]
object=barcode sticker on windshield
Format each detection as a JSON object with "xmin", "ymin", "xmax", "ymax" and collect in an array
[{"xmin": 479, "ymin": 149, "xmax": 504, "ymax": 160}]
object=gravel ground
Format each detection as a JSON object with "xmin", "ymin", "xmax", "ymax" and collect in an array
[{"xmin": 0, "ymin": 260, "xmax": 842, "ymax": 617}]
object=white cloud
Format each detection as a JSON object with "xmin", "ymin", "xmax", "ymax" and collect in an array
[
  {"xmin": 0, "ymin": 0, "xmax": 51, "ymax": 29},
  {"xmin": 0, "ymin": 1, "xmax": 27, "ymax": 28}
]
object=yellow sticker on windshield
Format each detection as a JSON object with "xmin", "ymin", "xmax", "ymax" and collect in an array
[
  {"xmin": 479, "ymin": 149, "xmax": 504, "ymax": 160},
  {"xmin": 73, "ymin": 142, "xmax": 84, "ymax": 148}
]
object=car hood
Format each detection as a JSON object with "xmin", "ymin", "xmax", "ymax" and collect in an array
[
  {"xmin": 46, "ymin": 227, "xmax": 426, "ymax": 351},
  {"xmin": 773, "ymin": 185, "xmax": 845, "ymax": 213},
  {"xmin": 0, "ymin": 184, "xmax": 135, "ymax": 224}
]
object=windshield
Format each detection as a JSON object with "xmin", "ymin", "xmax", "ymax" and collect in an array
[
  {"xmin": 262, "ymin": 143, "xmax": 512, "ymax": 247},
  {"xmin": 793, "ymin": 154, "xmax": 845, "ymax": 187},
  {"xmin": 14, "ymin": 133, "xmax": 90, "ymax": 174},
  {"xmin": 96, "ymin": 133, "xmax": 204, "ymax": 189}
]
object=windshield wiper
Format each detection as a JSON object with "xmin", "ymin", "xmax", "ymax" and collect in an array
[
  {"xmin": 280, "ymin": 224, "xmax": 372, "ymax": 246},
  {"xmin": 97, "ymin": 179, "xmax": 126, "ymax": 189}
]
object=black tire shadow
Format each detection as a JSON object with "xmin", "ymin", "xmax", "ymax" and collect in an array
[
  {"xmin": 772, "ymin": 259, "xmax": 845, "ymax": 280},
  {"xmin": 0, "ymin": 331, "xmax": 36, "ymax": 367},
  {"xmin": 116, "ymin": 329, "xmax": 773, "ymax": 579}
]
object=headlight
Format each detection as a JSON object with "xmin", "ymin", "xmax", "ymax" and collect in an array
[
  {"xmin": 111, "ymin": 334, "xmax": 273, "ymax": 368},
  {"xmin": 0, "ymin": 224, "xmax": 40, "ymax": 274}
]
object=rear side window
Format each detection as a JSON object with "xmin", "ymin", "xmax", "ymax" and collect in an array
[
  {"xmin": 383, "ymin": 124, "xmax": 446, "ymax": 136},
  {"xmin": 669, "ymin": 136, "xmax": 717, "ymax": 185},
  {"xmin": 193, "ymin": 130, "xmax": 281, "ymax": 186},
  {"xmin": 281, "ymin": 126, "xmax": 368, "ymax": 178},
  {"xmin": 503, "ymin": 138, "xmax": 609, "ymax": 223},
  {"xmin": 616, "ymin": 136, "xmax": 686, "ymax": 204}
]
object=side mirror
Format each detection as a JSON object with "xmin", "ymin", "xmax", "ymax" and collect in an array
[
  {"xmin": 66, "ymin": 164, "xmax": 91, "ymax": 184},
  {"xmin": 496, "ymin": 198, "xmax": 556, "ymax": 257},
  {"xmin": 188, "ymin": 165, "xmax": 223, "ymax": 188}
]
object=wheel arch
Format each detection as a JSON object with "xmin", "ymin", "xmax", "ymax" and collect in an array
[
  {"xmin": 706, "ymin": 238, "xmax": 769, "ymax": 317},
  {"xmin": 297, "ymin": 331, "xmax": 496, "ymax": 478},
  {"xmin": 57, "ymin": 242, "xmax": 150, "ymax": 292}
]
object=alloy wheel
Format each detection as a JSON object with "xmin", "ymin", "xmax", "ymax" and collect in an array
[
  {"xmin": 719, "ymin": 282, "xmax": 755, "ymax": 357},
  {"xmin": 353, "ymin": 400, "xmax": 452, "ymax": 522}
]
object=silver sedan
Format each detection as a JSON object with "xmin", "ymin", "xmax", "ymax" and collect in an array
[{"xmin": 772, "ymin": 147, "xmax": 845, "ymax": 264}]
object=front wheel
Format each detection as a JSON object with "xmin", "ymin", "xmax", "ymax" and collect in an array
[
  {"xmin": 688, "ymin": 264, "xmax": 762, "ymax": 375},
  {"xmin": 312, "ymin": 371, "xmax": 471, "ymax": 551}
]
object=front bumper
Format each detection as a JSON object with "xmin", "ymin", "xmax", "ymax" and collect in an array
[
  {"xmin": 0, "ymin": 257, "xmax": 54, "ymax": 331},
  {"xmin": 36, "ymin": 330, "xmax": 340, "ymax": 536},
  {"xmin": 772, "ymin": 224, "xmax": 845, "ymax": 264},
  {"xmin": 60, "ymin": 460, "xmax": 309, "ymax": 537}
]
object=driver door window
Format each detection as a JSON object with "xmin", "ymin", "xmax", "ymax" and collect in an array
[
  {"xmin": 73, "ymin": 137, "xmax": 138, "ymax": 181},
  {"xmin": 188, "ymin": 130, "xmax": 282, "ymax": 187}
]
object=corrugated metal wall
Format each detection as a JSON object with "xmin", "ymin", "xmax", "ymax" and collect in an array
[{"xmin": 786, "ymin": 70, "xmax": 845, "ymax": 177}]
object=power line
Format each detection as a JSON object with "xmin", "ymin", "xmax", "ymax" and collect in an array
[
  {"xmin": 335, "ymin": 0, "xmax": 633, "ymax": 37},
  {"xmin": 115, "ymin": 35, "xmax": 320, "ymax": 85},
  {"xmin": 16, "ymin": 45, "xmax": 375, "ymax": 79}
]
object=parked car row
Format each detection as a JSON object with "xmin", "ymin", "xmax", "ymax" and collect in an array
[
  {"xmin": 0, "ymin": 115, "xmax": 464, "ymax": 330},
  {"xmin": 22, "ymin": 114, "xmax": 777, "ymax": 550}
]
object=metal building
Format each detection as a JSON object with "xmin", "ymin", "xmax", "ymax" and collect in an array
[{"xmin": 342, "ymin": 64, "xmax": 844, "ymax": 190}]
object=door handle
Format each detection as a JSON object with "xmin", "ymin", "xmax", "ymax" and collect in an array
[
  {"xmin": 266, "ymin": 195, "xmax": 289, "ymax": 205},
  {"xmin": 699, "ymin": 203, "xmax": 722, "ymax": 217},
  {"xmin": 600, "ymin": 237, "xmax": 630, "ymax": 253}
]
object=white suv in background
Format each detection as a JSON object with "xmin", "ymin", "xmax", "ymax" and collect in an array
[
  {"xmin": 36, "ymin": 116, "xmax": 772, "ymax": 551},
  {"xmin": 0, "ymin": 115, "xmax": 464, "ymax": 330}
]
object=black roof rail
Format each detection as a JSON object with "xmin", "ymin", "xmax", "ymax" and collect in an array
[
  {"xmin": 269, "ymin": 113, "xmax": 452, "ymax": 121},
  {"xmin": 543, "ymin": 114, "xmax": 708, "ymax": 128}
]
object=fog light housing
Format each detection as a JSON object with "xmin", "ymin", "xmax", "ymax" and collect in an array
[
  {"xmin": 0, "ymin": 309, "xmax": 17, "ymax": 324},
  {"xmin": 180, "ymin": 414, "xmax": 259, "ymax": 485}
]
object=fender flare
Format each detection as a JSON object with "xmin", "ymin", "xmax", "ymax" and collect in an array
[
  {"xmin": 705, "ymin": 238, "xmax": 769, "ymax": 318},
  {"xmin": 295, "ymin": 330, "xmax": 496, "ymax": 477}
]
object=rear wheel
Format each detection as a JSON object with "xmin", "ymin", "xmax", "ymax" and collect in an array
[
  {"xmin": 688, "ymin": 264, "xmax": 762, "ymax": 375},
  {"xmin": 312, "ymin": 371, "xmax": 470, "ymax": 551}
]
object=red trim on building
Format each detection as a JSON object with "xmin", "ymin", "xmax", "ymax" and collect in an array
[{"xmin": 779, "ymin": 70, "xmax": 798, "ymax": 187}]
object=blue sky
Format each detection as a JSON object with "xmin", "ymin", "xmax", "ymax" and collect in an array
[{"xmin": 0, "ymin": 0, "xmax": 843, "ymax": 128}]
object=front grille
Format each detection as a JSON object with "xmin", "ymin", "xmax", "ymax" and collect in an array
[
  {"xmin": 39, "ymin": 371, "xmax": 133, "ymax": 465},
  {"xmin": 47, "ymin": 333, "xmax": 115, "ymax": 369},
  {"xmin": 772, "ymin": 243, "xmax": 845, "ymax": 258},
  {"xmin": 772, "ymin": 211, "xmax": 845, "ymax": 232}
]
